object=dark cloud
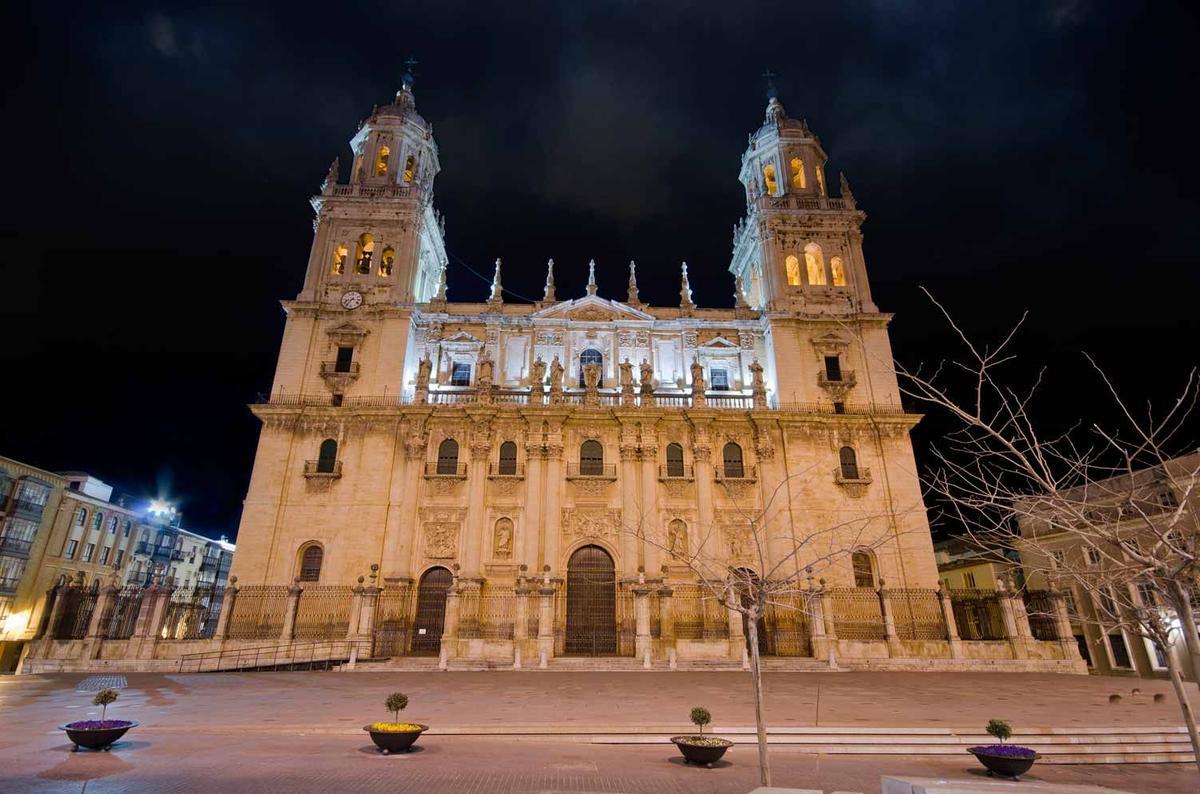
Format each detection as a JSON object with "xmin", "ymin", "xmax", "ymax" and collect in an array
[{"xmin": 1, "ymin": 0, "xmax": 1197, "ymax": 535}]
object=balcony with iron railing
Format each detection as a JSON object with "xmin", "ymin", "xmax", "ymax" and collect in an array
[
  {"xmin": 487, "ymin": 462, "xmax": 525, "ymax": 478},
  {"xmin": 424, "ymin": 462, "xmax": 467, "ymax": 478},
  {"xmin": 818, "ymin": 369, "xmax": 857, "ymax": 389},
  {"xmin": 0, "ymin": 535, "xmax": 33, "ymax": 559},
  {"xmin": 303, "ymin": 460, "xmax": 343, "ymax": 479},
  {"xmin": 199, "ymin": 554, "xmax": 222, "ymax": 572},
  {"xmin": 565, "ymin": 463, "xmax": 618, "ymax": 480},
  {"xmin": 715, "ymin": 464, "xmax": 758, "ymax": 482},
  {"xmin": 0, "ymin": 575, "xmax": 19, "ymax": 596},
  {"xmin": 658, "ymin": 464, "xmax": 695, "ymax": 481},
  {"xmin": 171, "ymin": 548, "xmax": 188, "ymax": 562},
  {"xmin": 319, "ymin": 361, "xmax": 360, "ymax": 377},
  {"xmin": 10, "ymin": 498, "xmax": 46, "ymax": 517},
  {"xmin": 135, "ymin": 541, "xmax": 174, "ymax": 560}
]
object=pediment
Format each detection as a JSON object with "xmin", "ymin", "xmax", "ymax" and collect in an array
[
  {"xmin": 441, "ymin": 331, "xmax": 484, "ymax": 348},
  {"xmin": 698, "ymin": 336, "xmax": 740, "ymax": 352},
  {"xmin": 811, "ymin": 332, "xmax": 850, "ymax": 354},
  {"xmin": 531, "ymin": 295, "xmax": 655, "ymax": 322},
  {"xmin": 326, "ymin": 322, "xmax": 369, "ymax": 344}
]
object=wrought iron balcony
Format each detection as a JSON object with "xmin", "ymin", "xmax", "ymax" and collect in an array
[
  {"xmin": 10, "ymin": 498, "xmax": 45, "ymax": 517},
  {"xmin": 0, "ymin": 575, "xmax": 19, "ymax": 596},
  {"xmin": 304, "ymin": 460, "xmax": 343, "ymax": 478},
  {"xmin": 565, "ymin": 463, "xmax": 618, "ymax": 480},
  {"xmin": 171, "ymin": 549, "xmax": 188, "ymax": 562},
  {"xmin": 424, "ymin": 462, "xmax": 467, "ymax": 478},
  {"xmin": 658, "ymin": 464, "xmax": 695, "ymax": 481},
  {"xmin": 715, "ymin": 464, "xmax": 758, "ymax": 482},
  {"xmin": 135, "ymin": 541, "xmax": 174, "ymax": 560},
  {"xmin": 0, "ymin": 535, "xmax": 33, "ymax": 559},
  {"xmin": 199, "ymin": 554, "xmax": 222, "ymax": 572},
  {"xmin": 320, "ymin": 360, "xmax": 360, "ymax": 377},
  {"xmin": 487, "ymin": 462, "xmax": 525, "ymax": 478}
]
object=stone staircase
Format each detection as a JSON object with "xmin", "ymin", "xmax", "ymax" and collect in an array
[{"xmin": 337, "ymin": 655, "xmax": 835, "ymax": 672}]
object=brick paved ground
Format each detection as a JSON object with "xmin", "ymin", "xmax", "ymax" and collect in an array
[{"xmin": 1, "ymin": 671, "xmax": 1197, "ymax": 792}]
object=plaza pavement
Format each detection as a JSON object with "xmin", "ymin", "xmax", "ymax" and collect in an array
[{"xmin": 1, "ymin": 670, "xmax": 1198, "ymax": 792}]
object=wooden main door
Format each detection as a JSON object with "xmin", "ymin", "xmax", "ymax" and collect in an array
[
  {"xmin": 565, "ymin": 545, "xmax": 617, "ymax": 655},
  {"xmin": 410, "ymin": 567, "xmax": 452, "ymax": 655}
]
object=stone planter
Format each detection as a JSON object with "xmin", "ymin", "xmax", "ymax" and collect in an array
[
  {"xmin": 967, "ymin": 746, "xmax": 1040, "ymax": 779},
  {"xmin": 59, "ymin": 720, "xmax": 139, "ymax": 752},
  {"xmin": 670, "ymin": 735, "xmax": 733, "ymax": 767},
  {"xmin": 364, "ymin": 723, "xmax": 428, "ymax": 754}
]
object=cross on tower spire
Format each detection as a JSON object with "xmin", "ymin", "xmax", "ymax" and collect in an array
[
  {"xmin": 762, "ymin": 68, "xmax": 778, "ymax": 100},
  {"xmin": 402, "ymin": 56, "xmax": 419, "ymax": 91}
]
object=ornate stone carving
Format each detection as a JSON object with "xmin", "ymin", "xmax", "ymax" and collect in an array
[
  {"xmin": 428, "ymin": 477, "xmax": 462, "ymax": 497},
  {"xmin": 491, "ymin": 477, "xmax": 522, "ymax": 497},
  {"xmin": 420, "ymin": 508, "xmax": 465, "ymax": 559},
  {"xmin": 571, "ymin": 478, "xmax": 610, "ymax": 497},
  {"xmin": 562, "ymin": 507, "xmax": 621, "ymax": 543},
  {"xmin": 683, "ymin": 331, "xmax": 698, "ymax": 349},
  {"xmin": 493, "ymin": 517, "xmax": 514, "ymax": 560},
  {"xmin": 536, "ymin": 330, "xmax": 564, "ymax": 346}
]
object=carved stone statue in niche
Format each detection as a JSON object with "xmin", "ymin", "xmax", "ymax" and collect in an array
[
  {"xmin": 749, "ymin": 358, "xmax": 764, "ymax": 388},
  {"xmin": 549, "ymin": 355, "xmax": 564, "ymax": 392},
  {"xmin": 531, "ymin": 355, "xmax": 546, "ymax": 388},
  {"xmin": 477, "ymin": 357, "xmax": 494, "ymax": 388},
  {"xmin": 416, "ymin": 355, "xmax": 432, "ymax": 392},
  {"xmin": 493, "ymin": 518, "xmax": 513, "ymax": 559},
  {"xmin": 668, "ymin": 519, "xmax": 688, "ymax": 559},
  {"xmin": 619, "ymin": 358, "xmax": 634, "ymax": 405},
  {"xmin": 639, "ymin": 359, "xmax": 655, "ymax": 405},
  {"xmin": 582, "ymin": 362, "xmax": 601, "ymax": 406}
]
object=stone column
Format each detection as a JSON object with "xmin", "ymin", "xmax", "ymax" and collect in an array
[
  {"xmin": 513, "ymin": 577, "xmax": 531, "ymax": 670},
  {"xmin": 878, "ymin": 581, "xmax": 903, "ymax": 658},
  {"xmin": 542, "ymin": 431, "xmax": 565, "ymax": 571},
  {"xmin": 619, "ymin": 439, "xmax": 641, "ymax": 578},
  {"xmin": 639, "ymin": 435, "xmax": 660, "ymax": 574},
  {"xmin": 523, "ymin": 445, "xmax": 544, "ymax": 567},
  {"xmin": 213, "ymin": 577, "xmax": 239, "ymax": 640},
  {"xmin": 280, "ymin": 579, "xmax": 303, "ymax": 642},
  {"xmin": 692, "ymin": 423, "xmax": 715, "ymax": 548},
  {"xmin": 995, "ymin": 578, "xmax": 1027, "ymax": 659},
  {"xmin": 537, "ymin": 574, "xmax": 555, "ymax": 668},
  {"xmin": 439, "ymin": 582, "xmax": 461, "ymax": 669},
  {"xmin": 358, "ymin": 583, "xmax": 380, "ymax": 638},
  {"xmin": 633, "ymin": 579, "xmax": 653, "ymax": 667},
  {"xmin": 139, "ymin": 583, "xmax": 176, "ymax": 660},
  {"xmin": 658, "ymin": 585, "xmax": 675, "ymax": 668},
  {"xmin": 1050, "ymin": 586, "xmax": 1082, "ymax": 662},
  {"xmin": 461, "ymin": 430, "xmax": 492, "ymax": 577},
  {"xmin": 819, "ymin": 583, "xmax": 839, "ymax": 668},
  {"xmin": 83, "ymin": 583, "xmax": 117, "ymax": 660},
  {"xmin": 809, "ymin": 588, "xmax": 828, "ymax": 660},
  {"xmin": 382, "ymin": 428, "xmax": 426, "ymax": 582},
  {"xmin": 131, "ymin": 582, "xmax": 160, "ymax": 640},
  {"xmin": 347, "ymin": 580, "xmax": 365, "ymax": 641},
  {"xmin": 938, "ymin": 585, "xmax": 963, "ymax": 659}
]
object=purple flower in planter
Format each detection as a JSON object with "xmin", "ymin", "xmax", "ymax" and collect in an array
[
  {"xmin": 66, "ymin": 720, "xmax": 135, "ymax": 730},
  {"xmin": 969, "ymin": 744, "xmax": 1038, "ymax": 758}
]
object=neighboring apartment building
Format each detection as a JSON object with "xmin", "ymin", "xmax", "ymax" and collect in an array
[
  {"xmin": 0, "ymin": 457, "xmax": 68, "ymax": 671},
  {"xmin": 934, "ymin": 535, "xmax": 1023, "ymax": 592},
  {"xmin": 1016, "ymin": 452, "xmax": 1200, "ymax": 679}
]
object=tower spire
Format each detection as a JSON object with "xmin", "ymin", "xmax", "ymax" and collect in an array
[
  {"xmin": 679, "ymin": 262, "xmax": 695, "ymax": 313},
  {"xmin": 396, "ymin": 56, "xmax": 418, "ymax": 109},
  {"xmin": 488, "ymin": 258, "xmax": 503, "ymax": 305},
  {"xmin": 586, "ymin": 259, "xmax": 598, "ymax": 297},
  {"xmin": 543, "ymin": 258, "xmax": 557, "ymax": 302},
  {"xmin": 626, "ymin": 260, "xmax": 641, "ymax": 305}
]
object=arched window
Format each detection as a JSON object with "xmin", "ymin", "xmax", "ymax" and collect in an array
[
  {"xmin": 722, "ymin": 442, "xmax": 745, "ymax": 479},
  {"xmin": 579, "ymin": 348, "xmax": 602, "ymax": 387},
  {"xmin": 75, "ymin": 508, "xmax": 87, "ymax": 526},
  {"xmin": 331, "ymin": 244, "xmax": 348, "ymax": 275},
  {"xmin": 355, "ymin": 233, "xmax": 375, "ymax": 275},
  {"xmin": 375, "ymin": 145, "xmax": 390, "ymax": 176},
  {"xmin": 762, "ymin": 163, "xmax": 777, "ymax": 195},
  {"xmin": 839, "ymin": 446, "xmax": 859, "ymax": 480},
  {"xmin": 403, "ymin": 155, "xmax": 416, "ymax": 183},
  {"xmin": 789, "ymin": 157, "xmax": 806, "ymax": 189},
  {"xmin": 851, "ymin": 550, "xmax": 875, "ymax": 588},
  {"xmin": 108, "ymin": 516, "xmax": 118, "ymax": 533},
  {"xmin": 830, "ymin": 256, "xmax": 846, "ymax": 287},
  {"xmin": 498, "ymin": 441, "xmax": 518, "ymax": 476},
  {"xmin": 579, "ymin": 440, "xmax": 604, "ymax": 476},
  {"xmin": 298, "ymin": 543, "xmax": 324, "ymax": 582},
  {"xmin": 122, "ymin": 520, "xmax": 132, "ymax": 537},
  {"xmin": 805, "ymin": 243, "xmax": 826, "ymax": 285},
  {"xmin": 379, "ymin": 247, "xmax": 395, "ymax": 277},
  {"xmin": 92, "ymin": 512, "xmax": 103, "ymax": 531},
  {"xmin": 316, "ymin": 439, "xmax": 338, "ymax": 473},
  {"xmin": 785, "ymin": 255, "xmax": 802, "ymax": 287},
  {"xmin": 665, "ymin": 443, "xmax": 685, "ymax": 478},
  {"xmin": 437, "ymin": 438, "xmax": 460, "ymax": 475}
]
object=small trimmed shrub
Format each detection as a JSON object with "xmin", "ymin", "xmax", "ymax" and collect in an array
[
  {"xmin": 385, "ymin": 692, "xmax": 409, "ymax": 723},
  {"xmin": 93, "ymin": 689, "xmax": 119, "ymax": 720},
  {"xmin": 986, "ymin": 719, "xmax": 1012, "ymax": 743},
  {"xmin": 690, "ymin": 706, "xmax": 712, "ymax": 736}
]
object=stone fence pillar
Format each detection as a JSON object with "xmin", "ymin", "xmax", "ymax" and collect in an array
[
  {"xmin": 346, "ymin": 580, "xmax": 365, "ymax": 642},
  {"xmin": 131, "ymin": 583, "xmax": 160, "ymax": 640},
  {"xmin": 439, "ymin": 584, "xmax": 461, "ymax": 670},
  {"xmin": 809, "ymin": 589, "xmax": 828, "ymax": 660},
  {"xmin": 1050, "ymin": 586, "xmax": 1082, "ymax": 662},
  {"xmin": 726, "ymin": 586, "xmax": 747, "ymax": 666},
  {"xmin": 137, "ymin": 583, "xmax": 175, "ymax": 660},
  {"xmin": 995, "ymin": 578, "xmax": 1028, "ymax": 659},
  {"xmin": 657, "ymin": 586, "xmax": 675, "ymax": 668},
  {"xmin": 213, "ymin": 577, "xmax": 239, "ymax": 641},
  {"xmin": 819, "ymin": 581, "xmax": 838, "ymax": 668},
  {"xmin": 280, "ymin": 579, "xmax": 302, "ymax": 642},
  {"xmin": 633, "ymin": 581, "xmax": 653, "ymax": 668},
  {"xmin": 878, "ymin": 581, "xmax": 903, "ymax": 658},
  {"xmin": 537, "ymin": 575, "xmax": 555, "ymax": 669},
  {"xmin": 513, "ymin": 580, "xmax": 531, "ymax": 669},
  {"xmin": 937, "ymin": 586, "xmax": 963, "ymax": 659}
]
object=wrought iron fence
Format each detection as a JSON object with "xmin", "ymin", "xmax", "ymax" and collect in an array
[
  {"xmin": 829, "ymin": 587, "xmax": 886, "ymax": 640},
  {"xmin": 373, "ymin": 583, "xmax": 414, "ymax": 657},
  {"xmin": 890, "ymin": 588, "xmax": 948, "ymax": 641},
  {"xmin": 949, "ymin": 588, "xmax": 1007, "ymax": 641},
  {"xmin": 479, "ymin": 585, "xmax": 515, "ymax": 640},
  {"xmin": 227, "ymin": 585, "xmax": 288, "ymax": 640},
  {"xmin": 1023, "ymin": 590, "xmax": 1060, "ymax": 642},
  {"xmin": 617, "ymin": 588, "xmax": 636, "ymax": 656},
  {"xmin": 102, "ymin": 585, "xmax": 144, "ymax": 640},
  {"xmin": 763, "ymin": 592, "xmax": 812, "ymax": 656},
  {"xmin": 456, "ymin": 585, "xmax": 482, "ymax": 640},
  {"xmin": 294, "ymin": 585, "xmax": 353, "ymax": 640},
  {"xmin": 54, "ymin": 586, "xmax": 99, "ymax": 640},
  {"xmin": 161, "ymin": 586, "xmax": 225, "ymax": 640},
  {"xmin": 670, "ymin": 585, "xmax": 728, "ymax": 641},
  {"xmin": 525, "ymin": 591, "xmax": 541, "ymax": 638}
]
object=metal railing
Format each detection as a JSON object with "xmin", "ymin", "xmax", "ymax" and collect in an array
[
  {"xmin": 303, "ymin": 460, "xmax": 343, "ymax": 477},
  {"xmin": 565, "ymin": 463, "xmax": 618, "ymax": 479},
  {"xmin": 10, "ymin": 498, "xmax": 46, "ymax": 516},
  {"xmin": 949, "ymin": 588, "xmax": 1007, "ymax": 641},
  {"xmin": 488, "ymin": 462, "xmax": 524, "ymax": 477},
  {"xmin": 715, "ymin": 464, "xmax": 758, "ymax": 482},
  {"xmin": 0, "ymin": 535, "xmax": 33, "ymax": 558},
  {"xmin": 658, "ymin": 464, "xmax": 694, "ymax": 480},
  {"xmin": 178, "ymin": 639, "xmax": 374, "ymax": 673},
  {"xmin": 0, "ymin": 576, "xmax": 19, "ymax": 595},
  {"xmin": 319, "ymin": 361, "xmax": 360, "ymax": 376},
  {"xmin": 424, "ymin": 461, "xmax": 467, "ymax": 477}
]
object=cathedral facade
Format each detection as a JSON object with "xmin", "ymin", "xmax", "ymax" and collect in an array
[{"xmin": 229, "ymin": 74, "xmax": 957, "ymax": 664}]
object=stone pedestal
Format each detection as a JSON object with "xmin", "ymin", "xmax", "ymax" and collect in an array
[
  {"xmin": 537, "ymin": 586, "xmax": 555, "ymax": 668},
  {"xmin": 879, "ymin": 583, "xmax": 903, "ymax": 658},
  {"xmin": 280, "ymin": 581, "xmax": 303, "ymax": 642},
  {"xmin": 632, "ymin": 584, "xmax": 653, "ymax": 667},
  {"xmin": 938, "ymin": 586, "xmax": 964, "ymax": 659},
  {"xmin": 213, "ymin": 577, "xmax": 239, "ymax": 641}
]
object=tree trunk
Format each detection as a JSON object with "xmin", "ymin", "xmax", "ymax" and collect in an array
[
  {"xmin": 1162, "ymin": 639, "xmax": 1200, "ymax": 775},
  {"xmin": 1171, "ymin": 580, "xmax": 1200, "ymax": 687},
  {"xmin": 745, "ymin": 611, "xmax": 772, "ymax": 786}
]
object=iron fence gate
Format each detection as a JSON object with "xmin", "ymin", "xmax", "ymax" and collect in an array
[
  {"xmin": 373, "ymin": 582, "xmax": 413, "ymax": 657},
  {"xmin": 1023, "ymin": 590, "xmax": 1060, "ymax": 641},
  {"xmin": 950, "ymin": 589, "xmax": 1006, "ymax": 640},
  {"xmin": 564, "ymin": 545, "xmax": 617, "ymax": 655},
  {"xmin": 54, "ymin": 586, "xmax": 99, "ymax": 640},
  {"xmin": 411, "ymin": 568, "xmax": 452, "ymax": 655},
  {"xmin": 102, "ymin": 585, "xmax": 144, "ymax": 640}
]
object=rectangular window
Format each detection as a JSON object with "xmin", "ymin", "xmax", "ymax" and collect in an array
[
  {"xmin": 824, "ymin": 355, "xmax": 842, "ymax": 381},
  {"xmin": 75, "ymin": 508, "xmax": 86, "ymax": 526},
  {"xmin": 451, "ymin": 362, "xmax": 472, "ymax": 386},
  {"xmin": 123, "ymin": 522, "xmax": 131, "ymax": 538},
  {"xmin": 1108, "ymin": 632, "xmax": 1132, "ymax": 668},
  {"xmin": 82, "ymin": 543, "xmax": 95, "ymax": 562},
  {"xmin": 1051, "ymin": 549, "xmax": 1065, "ymax": 568},
  {"xmin": 115, "ymin": 549, "xmax": 125, "ymax": 567},
  {"xmin": 1063, "ymin": 590, "xmax": 1078, "ymax": 617},
  {"xmin": 1085, "ymin": 547, "xmax": 1102, "ymax": 566},
  {"xmin": 1097, "ymin": 586, "xmax": 1117, "ymax": 618},
  {"xmin": 710, "ymin": 368, "xmax": 729, "ymax": 391},
  {"xmin": 1136, "ymin": 581, "xmax": 1156, "ymax": 607},
  {"xmin": 1148, "ymin": 638, "xmax": 1168, "ymax": 669},
  {"xmin": 833, "ymin": 402, "xmax": 845, "ymax": 414},
  {"xmin": 99, "ymin": 546, "xmax": 110, "ymax": 565},
  {"xmin": 64, "ymin": 539, "xmax": 78, "ymax": 559},
  {"xmin": 963, "ymin": 571, "xmax": 977, "ymax": 588},
  {"xmin": 335, "ymin": 345, "xmax": 354, "ymax": 373}
]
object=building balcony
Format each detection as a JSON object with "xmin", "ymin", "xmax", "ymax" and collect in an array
[
  {"xmin": 715, "ymin": 464, "xmax": 758, "ymax": 483},
  {"xmin": 565, "ymin": 464, "xmax": 618, "ymax": 480},
  {"xmin": 658, "ymin": 464, "xmax": 695, "ymax": 481},
  {"xmin": 818, "ymin": 369, "xmax": 857, "ymax": 389},
  {"xmin": 304, "ymin": 460, "xmax": 343, "ymax": 479},
  {"xmin": 10, "ymin": 498, "xmax": 45, "ymax": 518},
  {"xmin": 134, "ymin": 541, "xmax": 174, "ymax": 561},
  {"xmin": 0, "ymin": 575, "xmax": 19, "ymax": 596},
  {"xmin": 487, "ymin": 462, "xmax": 525, "ymax": 478},
  {"xmin": 171, "ymin": 548, "xmax": 187, "ymax": 562},
  {"xmin": 834, "ymin": 466, "xmax": 873, "ymax": 485},
  {"xmin": 0, "ymin": 535, "xmax": 33, "ymax": 559},
  {"xmin": 424, "ymin": 462, "xmax": 467, "ymax": 478},
  {"xmin": 320, "ymin": 360, "xmax": 361, "ymax": 392},
  {"xmin": 199, "ymin": 554, "xmax": 221, "ymax": 572}
]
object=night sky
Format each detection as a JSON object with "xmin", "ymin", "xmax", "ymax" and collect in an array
[{"xmin": 2, "ymin": 2, "xmax": 1198, "ymax": 539}]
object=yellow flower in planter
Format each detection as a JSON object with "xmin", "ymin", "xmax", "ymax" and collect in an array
[{"xmin": 369, "ymin": 722, "xmax": 424, "ymax": 733}]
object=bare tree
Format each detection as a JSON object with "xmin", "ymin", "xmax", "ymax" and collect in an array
[
  {"xmin": 622, "ymin": 467, "xmax": 914, "ymax": 786},
  {"xmin": 898, "ymin": 290, "xmax": 1200, "ymax": 770}
]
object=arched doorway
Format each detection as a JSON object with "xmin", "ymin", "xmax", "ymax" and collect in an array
[
  {"xmin": 411, "ymin": 567, "xmax": 453, "ymax": 655},
  {"xmin": 565, "ymin": 545, "xmax": 616, "ymax": 655}
]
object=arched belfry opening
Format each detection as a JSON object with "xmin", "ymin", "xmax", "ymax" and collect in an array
[
  {"xmin": 564, "ymin": 545, "xmax": 617, "ymax": 656},
  {"xmin": 411, "ymin": 566, "xmax": 453, "ymax": 655}
]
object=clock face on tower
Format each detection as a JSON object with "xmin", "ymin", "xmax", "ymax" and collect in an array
[{"xmin": 340, "ymin": 290, "xmax": 363, "ymax": 310}]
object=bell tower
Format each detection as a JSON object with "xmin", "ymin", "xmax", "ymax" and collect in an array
[
  {"xmin": 729, "ymin": 78, "xmax": 895, "ymax": 410},
  {"xmin": 298, "ymin": 61, "xmax": 447, "ymax": 308}
]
